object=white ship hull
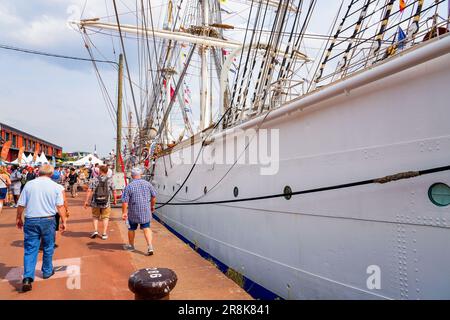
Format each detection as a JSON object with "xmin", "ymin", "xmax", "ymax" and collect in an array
[{"xmin": 152, "ymin": 36, "xmax": 450, "ymax": 299}]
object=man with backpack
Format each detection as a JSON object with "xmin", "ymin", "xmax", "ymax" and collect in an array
[
  {"xmin": 67, "ymin": 168, "xmax": 79, "ymax": 198},
  {"xmin": 83, "ymin": 165, "xmax": 116, "ymax": 240}
]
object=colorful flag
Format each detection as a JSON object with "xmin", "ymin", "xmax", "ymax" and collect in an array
[
  {"xmin": 397, "ymin": 27, "xmax": 407, "ymax": 49},
  {"xmin": 163, "ymin": 79, "xmax": 175, "ymax": 100},
  {"xmin": 0, "ymin": 140, "xmax": 12, "ymax": 161},
  {"xmin": 399, "ymin": 0, "xmax": 406, "ymax": 12},
  {"xmin": 33, "ymin": 144, "xmax": 40, "ymax": 162}
]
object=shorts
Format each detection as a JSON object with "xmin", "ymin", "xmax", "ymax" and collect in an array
[
  {"xmin": 12, "ymin": 184, "xmax": 21, "ymax": 196},
  {"xmin": 92, "ymin": 207, "xmax": 111, "ymax": 220},
  {"xmin": 0, "ymin": 188, "xmax": 7, "ymax": 200},
  {"xmin": 127, "ymin": 220, "xmax": 150, "ymax": 231}
]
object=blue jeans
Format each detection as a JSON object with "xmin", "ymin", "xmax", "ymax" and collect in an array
[{"xmin": 23, "ymin": 217, "xmax": 56, "ymax": 280}]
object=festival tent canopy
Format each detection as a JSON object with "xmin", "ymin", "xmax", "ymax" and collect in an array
[
  {"xmin": 26, "ymin": 154, "xmax": 33, "ymax": 163},
  {"xmin": 71, "ymin": 154, "xmax": 104, "ymax": 166},
  {"xmin": 10, "ymin": 158, "xmax": 26, "ymax": 165},
  {"xmin": 37, "ymin": 152, "xmax": 49, "ymax": 164}
]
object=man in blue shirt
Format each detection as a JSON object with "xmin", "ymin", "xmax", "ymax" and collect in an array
[
  {"xmin": 51, "ymin": 167, "xmax": 62, "ymax": 183},
  {"xmin": 16, "ymin": 164, "xmax": 66, "ymax": 292},
  {"xmin": 121, "ymin": 167, "xmax": 157, "ymax": 256}
]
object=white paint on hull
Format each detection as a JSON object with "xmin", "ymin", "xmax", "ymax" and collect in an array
[{"xmin": 153, "ymin": 42, "xmax": 450, "ymax": 299}]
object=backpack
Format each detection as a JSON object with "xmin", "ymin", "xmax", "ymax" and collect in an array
[
  {"xmin": 26, "ymin": 172, "xmax": 36, "ymax": 182},
  {"xmin": 94, "ymin": 177, "xmax": 110, "ymax": 206}
]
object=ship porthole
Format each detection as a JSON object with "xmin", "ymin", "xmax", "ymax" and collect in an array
[
  {"xmin": 173, "ymin": 186, "xmax": 175, "ymax": 192},
  {"xmin": 204, "ymin": 186, "xmax": 208, "ymax": 194},
  {"xmin": 283, "ymin": 186, "xmax": 293, "ymax": 200},
  {"xmin": 233, "ymin": 187, "xmax": 239, "ymax": 198},
  {"xmin": 428, "ymin": 183, "xmax": 450, "ymax": 207},
  {"xmin": 185, "ymin": 186, "xmax": 188, "ymax": 193}
]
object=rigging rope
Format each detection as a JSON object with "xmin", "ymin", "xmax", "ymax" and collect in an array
[
  {"xmin": 315, "ymin": 0, "xmax": 358, "ymax": 82},
  {"xmin": 113, "ymin": 0, "xmax": 142, "ymax": 129},
  {"xmin": 156, "ymin": 165, "xmax": 450, "ymax": 206}
]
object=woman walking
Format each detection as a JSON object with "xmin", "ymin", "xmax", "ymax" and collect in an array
[{"xmin": 0, "ymin": 166, "xmax": 11, "ymax": 214}]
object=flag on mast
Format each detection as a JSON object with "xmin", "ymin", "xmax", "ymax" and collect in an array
[
  {"xmin": 397, "ymin": 27, "xmax": 407, "ymax": 49},
  {"xmin": 0, "ymin": 140, "xmax": 12, "ymax": 161}
]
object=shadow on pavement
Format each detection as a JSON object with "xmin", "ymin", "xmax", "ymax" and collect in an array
[
  {"xmin": 62, "ymin": 231, "xmax": 92, "ymax": 238},
  {"xmin": 11, "ymin": 240, "xmax": 24, "ymax": 248},
  {"xmin": 0, "ymin": 262, "xmax": 23, "ymax": 293}
]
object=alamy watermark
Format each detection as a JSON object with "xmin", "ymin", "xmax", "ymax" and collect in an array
[
  {"xmin": 170, "ymin": 129, "xmax": 280, "ymax": 176},
  {"xmin": 366, "ymin": 265, "xmax": 381, "ymax": 290},
  {"xmin": 66, "ymin": 265, "xmax": 81, "ymax": 290}
]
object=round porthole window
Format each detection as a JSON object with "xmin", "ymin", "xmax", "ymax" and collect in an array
[
  {"xmin": 428, "ymin": 183, "xmax": 450, "ymax": 207},
  {"xmin": 185, "ymin": 186, "xmax": 188, "ymax": 193},
  {"xmin": 173, "ymin": 186, "xmax": 175, "ymax": 192},
  {"xmin": 204, "ymin": 186, "xmax": 208, "ymax": 194},
  {"xmin": 233, "ymin": 187, "xmax": 239, "ymax": 198},
  {"xmin": 283, "ymin": 186, "xmax": 292, "ymax": 200}
]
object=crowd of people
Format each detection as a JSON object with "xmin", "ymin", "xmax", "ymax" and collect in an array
[
  {"xmin": 1, "ymin": 161, "xmax": 157, "ymax": 293},
  {"xmin": 0, "ymin": 163, "xmax": 117, "ymax": 213}
]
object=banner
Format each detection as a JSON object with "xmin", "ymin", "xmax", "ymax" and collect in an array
[
  {"xmin": 18, "ymin": 146, "xmax": 25, "ymax": 163},
  {"xmin": 118, "ymin": 151, "xmax": 127, "ymax": 186},
  {"xmin": 33, "ymin": 144, "xmax": 40, "ymax": 162},
  {"xmin": 0, "ymin": 141, "xmax": 12, "ymax": 161}
]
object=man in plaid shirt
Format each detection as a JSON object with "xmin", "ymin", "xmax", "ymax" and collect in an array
[{"xmin": 121, "ymin": 167, "xmax": 157, "ymax": 255}]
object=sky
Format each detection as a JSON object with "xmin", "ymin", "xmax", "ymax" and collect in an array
[
  {"xmin": 0, "ymin": 0, "xmax": 339, "ymax": 157},
  {"xmin": 0, "ymin": 0, "xmax": 343, "ymax": 157},
  {"xmin": 0, "ymin": 0, "xmax": 140, "ymax": 157},
  {"xmin": 1, "ymin": 0, "xmax": 435, "ymax": 157}
]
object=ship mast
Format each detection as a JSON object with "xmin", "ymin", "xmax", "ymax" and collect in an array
[{"xmin": 200, "ymin": 0, "xmax": 211, "ymax": 130}]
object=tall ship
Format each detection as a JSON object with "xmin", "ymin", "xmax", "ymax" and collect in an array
[{"xmin": 75, "ymin": 0, "xmax": 450, "ymax": 299}]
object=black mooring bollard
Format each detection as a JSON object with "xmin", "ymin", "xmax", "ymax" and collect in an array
[{"xmin": 128, "ymin": 268, "xmax": 177, "ymax": 300}]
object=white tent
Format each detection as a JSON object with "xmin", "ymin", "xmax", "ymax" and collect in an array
[
  {"xmin": 10, "ymin": 158, "xmax": 27, "ymax": 165},
  {"xmin": 71, "ymin": 154, "xmax": 103, "ymax": 166},
  {"xmin": 26, "ymin": 154, "xmax": 34, "ymax": 163}
]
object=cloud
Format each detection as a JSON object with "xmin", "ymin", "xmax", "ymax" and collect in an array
[{"xmin": 0, "ymin": 47, "xmax": 117, "ymax": 156}]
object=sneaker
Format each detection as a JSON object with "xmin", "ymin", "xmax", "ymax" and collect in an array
[
  {"xmin": 101, "ymin": 234, "xmax": 108, "ymax": 240},
  {"xmin": 123, "ymin": 244, "xmax": 135, "ymax": 251},
  {"xmin": 147, "ymin": 246, "xmax": 154, "ymax": 256},
  {"xmin": 90, "ymin": 231, "xmax": 98, "ymax": 239}
]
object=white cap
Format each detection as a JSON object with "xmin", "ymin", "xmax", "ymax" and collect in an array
[{"xmin": 131, "ymin": 167, "xmax": 142, "ymax": 176}]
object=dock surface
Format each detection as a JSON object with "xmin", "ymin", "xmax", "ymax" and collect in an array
[{"xmin": 0, "ymin": 193, "xmax": 251, "ymax": 300}]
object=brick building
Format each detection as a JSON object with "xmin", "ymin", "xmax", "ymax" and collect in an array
[{"xmin": 0, "ymin": 122, "xmax": 62, "ymax": 162}]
